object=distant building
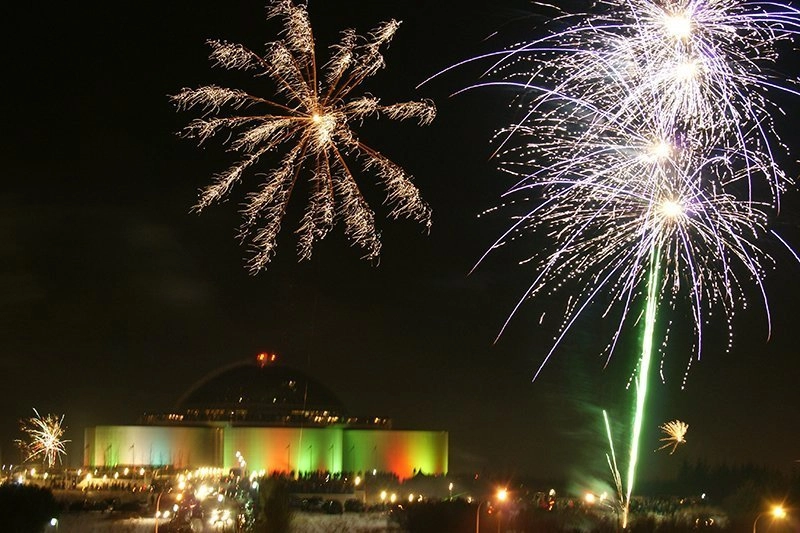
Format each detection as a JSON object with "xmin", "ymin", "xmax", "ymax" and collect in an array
[{"xmin": 84, "ymin": 355, "xmax": 448, "ymax": 479}]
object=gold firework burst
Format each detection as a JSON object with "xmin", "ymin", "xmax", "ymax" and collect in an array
[
  {"xmin": 657, "ymin": 419, "xmax": 688, "ymax": 454},
  {"xmin": 172, "ymin": 0, "xmax": 435, "ymax": 271}
]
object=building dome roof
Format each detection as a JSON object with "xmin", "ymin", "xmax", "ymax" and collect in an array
[{"xmin": 172, "ymin": 356, "xmax": 346, "ymax": 424}]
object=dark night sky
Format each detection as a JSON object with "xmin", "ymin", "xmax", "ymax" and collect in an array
[{"xmin": 3, "ymin": 1, "xmax": 799, "ymax": 486}]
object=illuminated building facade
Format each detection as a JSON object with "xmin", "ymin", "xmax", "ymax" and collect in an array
[{"xmin": 84, "ymin": 356, "xmax": 448, "ymax": 480}]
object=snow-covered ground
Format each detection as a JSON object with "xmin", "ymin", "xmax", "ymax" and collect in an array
[{"xmin": 53, "ymin": 511, "xmax": 402, "ymax": 532}]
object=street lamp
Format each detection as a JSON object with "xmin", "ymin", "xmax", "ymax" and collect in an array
[
  {"xmin": 753, "ymin": 505, "xmax": 787, "ymax": 533},
  {"xmin": 476, "ymin": 488, "xmax": 508, "ymax": 533},
  {"xmin": 496, "ymin": 489, "xmax": 508, "ymax": 533}
]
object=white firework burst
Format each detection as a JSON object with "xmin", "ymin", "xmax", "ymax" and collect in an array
[{"xmin": 16, "ymin": 408, "xmax": 70, "ymax": 468}]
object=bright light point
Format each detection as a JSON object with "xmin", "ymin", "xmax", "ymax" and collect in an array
[
  {"xmin": 772, "ymin": 505, "xmax": 787, "ymax": 519},
  {"xmin": 660, "ymin": 199, "xmax": 684, "ymax": 219},
  {"xmin": 585, "ymin": 492, "xmax": 596, "ymax": 504},
  {"xmin": 663, "ymin": 13, "xmax": 692, "ymax": 38},
  {"xmin": 497, "ymin": 488, "xmax": 508, "ymax": 501},
  {"xmin": 675, "ymin": 60, "xmax": 698, "ymax": 80},
  {"xmin": 653, "ymin": 141, "xmax": 670, "ymax": 158},
  {"xmin": 49, "ymin": 518, "xmax": 58, "ymax": 527},
  {"xmin": 312, "ymin": 113, "xmax": 321, "ymax": 123},
  {"xmin": 645, "ymin": 140, "xmax": 672, "ymax": 161}
]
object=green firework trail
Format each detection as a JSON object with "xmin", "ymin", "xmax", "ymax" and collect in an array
[{"xmin": 622, "ymin": 244, "xmax": 661, "ymax": 528}]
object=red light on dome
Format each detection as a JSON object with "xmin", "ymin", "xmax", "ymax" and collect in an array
[{"xmin": 257, "ymin": 352, "xmax": 277, "ymax": 366}]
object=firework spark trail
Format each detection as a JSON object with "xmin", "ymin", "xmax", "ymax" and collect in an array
[
  {"xmin": 603, "ymin": 410, "xmax": 625, "ymax": 507},
  {"xmin": 446, "ymin": 0, "xmax": 800, "ymax": 528},
  {"xmin": 173, "ymin": 0, "xmax": 435, "ymax": 271},
  {"xmin": 482, "ymin": 112, "xmax": 776, "ymax": 378},
  {"xmin": 492, "ymin": 1, "xmax": 800, "ymax": 182},
  {"xmin": 16, "ymin": 408, "xmax": 70, "ymax": 468}
]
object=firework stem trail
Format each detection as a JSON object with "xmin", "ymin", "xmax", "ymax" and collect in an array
[
  {"xmin": 603, "ymin": 409, "xmax": 624, "ymax": 508},
  {"xmin": 623, "ymin": 244, "xmax": 661, "ymax": 529}
]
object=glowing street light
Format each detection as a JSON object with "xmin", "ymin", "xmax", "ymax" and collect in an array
[
  {"xmin": 476, "ymin": 488, "xmax": 508, "ymax": 533},
  {"xmin": 753, "ymin": 505, "xmax": 787, "ymax": 533}
]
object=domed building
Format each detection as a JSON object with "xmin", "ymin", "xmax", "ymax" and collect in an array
[
  {"xmin": 84, "ymin": 355, "xmax": 448, "ymax": 479},
  {"xmin": 169, "ymin": 353, "xmax": 354, "ymax": 426}
]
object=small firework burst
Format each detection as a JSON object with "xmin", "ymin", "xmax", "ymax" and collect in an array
[
  {"xmin": 16, "ymin": 408, "xmax": 70, "ymax": 468},
  {"xmin": 657, "ymin": 419, "xmax": 689, "ymax": 454}
]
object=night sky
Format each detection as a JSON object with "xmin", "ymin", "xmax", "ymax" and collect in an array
[{"xmin": 4, "ymin": 1, "xmax": 799, "ymax": 486}]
